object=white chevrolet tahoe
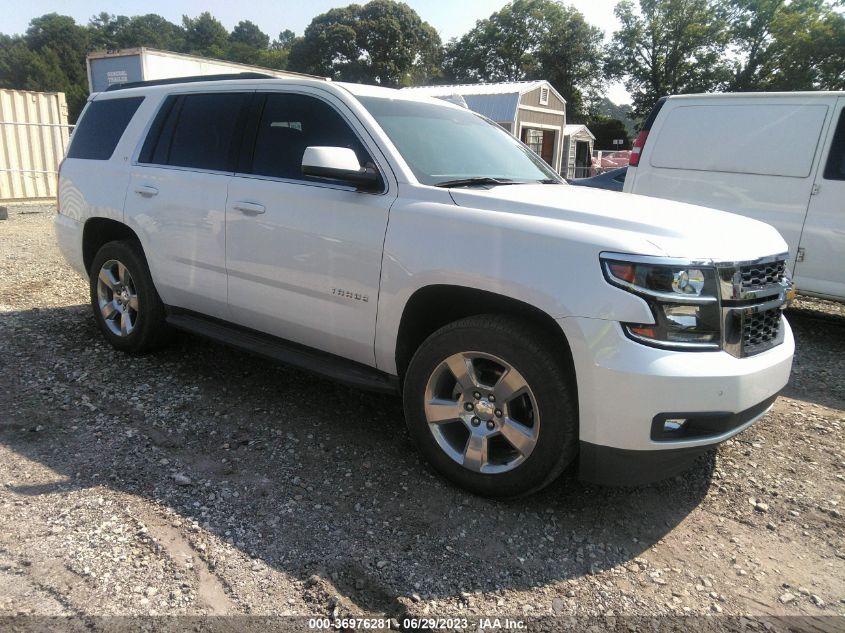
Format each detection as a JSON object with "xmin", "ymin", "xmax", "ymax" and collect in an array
[{"xmin": 55, "ymin": 76, "xmax": 795, "ymax": 497}]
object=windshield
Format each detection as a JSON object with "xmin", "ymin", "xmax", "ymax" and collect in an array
[{"xmin": 357, "ymin": 96, "xmax": 561, "ymax": 186}]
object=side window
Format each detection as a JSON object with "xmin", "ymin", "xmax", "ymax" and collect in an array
[
  {"xmin": 249, "ymin": 93, "xmax": 373, "ymax": 182},
  {"xmin": 823, "ymin": 108, "xmax": 845, "ymax": 181},
  {"xmin": 67, "ymin": 97, "xmax": 144, "ymax": 160},
  {"xmin": 141, "ymin": 92, "xmax": 248, "ymax": 172}
]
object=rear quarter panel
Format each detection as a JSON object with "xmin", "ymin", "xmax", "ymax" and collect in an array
[{"xmin": 58, "ymin": 93, "xmax": 160, "ymax": 226}]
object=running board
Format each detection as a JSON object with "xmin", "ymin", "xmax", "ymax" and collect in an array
[{"xmin": 165, "ymin": 311, "xmax": 399, "ymax": 394}]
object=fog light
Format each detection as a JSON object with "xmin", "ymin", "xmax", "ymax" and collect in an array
[{"xmin": 663, "ymin": 418, "xmax": 686, "ymax": 433}]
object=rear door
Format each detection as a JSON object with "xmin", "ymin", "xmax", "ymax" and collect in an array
[
  {"xmin": 224, "ymin": 89, "xmax": 395, "ymax": 366},
  {"xmin": 794, "ymin": 97, "xmax": 845, "ymax": 300},
  {"xmin": 124, "ymin": 91, "xmax": 250, "ymax": 320},
  {"xmin": 59, "ymin": 96, "xmax": 144, "ymax": 226}
]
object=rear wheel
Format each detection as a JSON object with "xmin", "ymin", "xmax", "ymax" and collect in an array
[
  {"xmin": 89, "ymin": 240, "xmax": 168, "ymax": 353},
  {"xmin": 403, "ymin": 315, "xmax": 577, "ymax": 497}
]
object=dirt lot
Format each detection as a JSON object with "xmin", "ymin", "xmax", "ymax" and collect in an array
[{"xmin": 0, "ymin": 208, "xmax": 843, "ymax": 628}]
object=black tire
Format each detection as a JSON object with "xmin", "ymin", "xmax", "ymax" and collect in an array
[
  {"xmin": 403, "ymin": 314, "xmax": 577, "ymax": 497},
  {"xmin": 89, "ymin": 239, "xmax": 168, "ymax": 353}
]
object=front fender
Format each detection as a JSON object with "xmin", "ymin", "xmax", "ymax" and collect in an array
[{"xmin": 374, "ymin": 194, "xmax": 656, "ymax": 374}]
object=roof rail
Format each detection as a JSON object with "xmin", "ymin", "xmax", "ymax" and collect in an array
[{"xmin": 105, "ymin": 72, "xmax": 276, "ymax": 92}]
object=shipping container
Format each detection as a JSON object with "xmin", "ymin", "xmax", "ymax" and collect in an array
[
  {"xmin": 87, "ymin": 48, "xmax": 319, "ymax": 93},
  {"xmin": 0, "ymin": 88, "xmax": 71, "ymax": 203}
]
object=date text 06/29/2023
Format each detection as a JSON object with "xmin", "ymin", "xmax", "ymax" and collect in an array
[{"xmin": 307, "ymin": 617, "xmax": 527, "ymax": 630}]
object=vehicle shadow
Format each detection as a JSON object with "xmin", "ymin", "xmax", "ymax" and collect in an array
[{"xmin": 0, "ymin": 304, "xmax": 716, "ymax": 615}]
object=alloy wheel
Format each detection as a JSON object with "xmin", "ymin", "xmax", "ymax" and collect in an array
[
  {"xmin": 96, "ymin": 259, "xmax": 139, "ymax": 337},
  {"xmin": 423, "ymin": 351, "xmax": 540, "ymax": 474}
]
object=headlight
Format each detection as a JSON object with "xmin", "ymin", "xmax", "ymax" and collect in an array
[{"xmin": 601, "ymin": 254, "xmax": 721, "ymax": 351}]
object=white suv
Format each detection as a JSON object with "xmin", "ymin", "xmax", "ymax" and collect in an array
[{"xmin": 55, "ymin": 76, "xmax": 795, "ymax": 496}]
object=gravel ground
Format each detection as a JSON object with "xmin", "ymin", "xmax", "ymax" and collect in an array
[{"xmin": 0, "ymin": 208, "xmax": 843, "ymax": 629}]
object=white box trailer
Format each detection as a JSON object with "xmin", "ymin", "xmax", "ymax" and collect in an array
[{"xmin": 87, "ymin": 48, "xmax": 319, "ymax": 93}]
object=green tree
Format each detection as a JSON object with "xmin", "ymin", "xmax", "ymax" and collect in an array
[
  {"xmin": 725, "ymin": 0, "xmax": 845, "ymax": 91},
  {"xmin": 183, "ymin": 12, "xmax": 228, "ymax": 57},
  {"xmin": 0, "ymin": 39, "xmax": 88, "ymax": 121},
  {"xmin": 245, "ymin": 30, "xmax": 297, "ymax": 70},
  {"xmin": 0, "ymin": 36, "xmax": 37, "ymax": 89},
  {"xmin": 606, "ymin": 0, "xmax": 731, "ymax": 117},
  {"xmin": 274, "ymin": 29, "xmax": 296, "ymax": 50},
  {"xmin": 593, "ymin": 96, "xmax": 637, "ymax": 136},
  {"xmin": 88, "ymin": 12, "xmax": 129, "ymax": 50},
  {"xmin": 443, "ymin": 0, "xmax": 605, "ymax": 119},
  {"xmin": 537, "ymin": 7, "xmax": 606, "ymax": 118},
  {"xmin": 288, "ymin": 0, "xmax": 441, "ymax": 86},
  {"xmin": 230, "ymin": 20, "xmax": 270, "ymax": 50},
  {"xmin": 24, "ymin": 48, "xmax": 74, "ymax": 93},
  {"xmin": 26, "ymin": 13, "xmax": 90, "ymax": 79},
  {"xmin": 585, "ymin": 115, "xmax": 632, "ymax": 150},
  {"xmin": 114, "ymin": 14, "xmax": 186, "ymax": 51},
  {"xmin": 23, "ymin": 14, "xmax": 91, "ymax": 120},
  {"xmin": 226, "ymin": 20, "xmax": 271, "ymax": 64}
]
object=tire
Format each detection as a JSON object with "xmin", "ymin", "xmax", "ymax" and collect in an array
[
  {"xmin": 403, "ymin": 314, "xmax": 577, "ymax": 497},
  {"xmin": 89, "ymin": 239, "xmax": 168, "ymax": 353}
]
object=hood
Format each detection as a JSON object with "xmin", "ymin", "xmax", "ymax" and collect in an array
[{"xmin": 449, "ymin": 184, "xmax": 788, "ymax": 262}]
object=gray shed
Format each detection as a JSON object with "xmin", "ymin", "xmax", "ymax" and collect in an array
[
  {"xmin": 562, "ymin": 124, "xmax": 596, "ymax": 179},
  {"xmin": 402, "ymin": 80, "xmax": 568, "ymax": 174}
]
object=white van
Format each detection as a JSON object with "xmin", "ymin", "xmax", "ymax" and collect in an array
[{"xmin": 624, "ymin": 92, "xmax": 845, "ymax": 302}]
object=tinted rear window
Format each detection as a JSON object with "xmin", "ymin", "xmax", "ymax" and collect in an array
[
  {"xmin": 141, "ymin": 93, "xmax": 248, "ymax": 172},
  {"xmin": 649, "ymin": 103, "xmax": 828, "ymax": 178},
  {"xmin": 67, "ymin": 97, "xmax": 143, "ymax": 160}
]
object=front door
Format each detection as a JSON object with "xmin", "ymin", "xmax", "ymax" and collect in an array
[
  {"xmin": 575, "ymin": 141, "xmax": 591, "ymax": 178},
  {"xmin": 541, "ymin": 130, "xmax": 555, "ymax": 166},
  {"xmin": 795, "ymin": 98, "xmax": 845, "ymax": 300},
  {"xmin": 225, "ymin": 90, "xmax": 395, "ymax": 366}
]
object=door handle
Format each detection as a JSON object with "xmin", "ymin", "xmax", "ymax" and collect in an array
[
  {"xmin": 232, "ymin": 201, "xmax": 266, "ymax": 215},
  {"xmin": 134, "ymin": 185, "xmax": 158, "ymax": 197}
]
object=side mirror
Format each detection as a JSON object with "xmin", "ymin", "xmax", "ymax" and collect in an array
[{"xmin": 301, "ymin": 146, "xmax": 381, "ymax": 190}]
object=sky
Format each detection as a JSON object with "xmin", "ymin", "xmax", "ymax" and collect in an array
[{"xmin": 4, "ymin": 0, "xmax": 631, "ymax": 103}]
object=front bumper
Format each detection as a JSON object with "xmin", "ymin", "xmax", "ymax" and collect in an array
[
  {"xmin": 558, "ymin": 315, "xmax": 794, "ymax": 485},
  {"xmin": 579, "ymin": 394, "xmax": 777, "ymax": 485}
]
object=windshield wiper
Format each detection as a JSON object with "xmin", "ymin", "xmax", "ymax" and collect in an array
[{"xmin": 434, "ymin": 177, "xmax": 522, "ymax": 188}]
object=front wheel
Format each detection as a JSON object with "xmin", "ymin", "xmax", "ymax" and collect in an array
[
  {"xmin": 403, "ymin": 315, "xmax": 577, "ymax": 497},
  {"xmin": 89, "ymin": 239, "xmax": 168, "ymax": 353}
]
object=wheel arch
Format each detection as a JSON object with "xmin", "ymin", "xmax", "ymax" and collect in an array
[
  {"xmin": 394, "ymin": 284, "xmax": 576, "ymax": 388},
  {"xmin": 82, "ymin": 217, "xmax": 141, "ymax": 275}
]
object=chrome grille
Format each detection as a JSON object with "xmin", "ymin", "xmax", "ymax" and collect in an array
[
  {"xmin": 718, "ymin": 255, "xmax": 789, "ymax": 358},
  {"xmin": 739, "ymin": 260, "xmax": 786, "ymax": 292},
  {"xmin": 742, "ymin": 307, "xmax": 783, "ymax": 356}
]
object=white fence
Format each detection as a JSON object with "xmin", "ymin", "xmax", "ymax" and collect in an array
[{"xmin": 0, "ymin": 89, "xmax": 72, "ymax": 203}]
